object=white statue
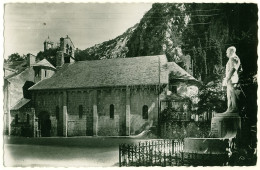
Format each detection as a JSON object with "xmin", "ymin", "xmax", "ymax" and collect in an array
[{"xmin": 222, "ymin": 46, "xmax": 241, "ymax": 114}]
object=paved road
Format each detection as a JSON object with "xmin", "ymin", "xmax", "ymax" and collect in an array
[{"xmin": 3, "ymin": 136, "xmax": 155, "ymax": 167}]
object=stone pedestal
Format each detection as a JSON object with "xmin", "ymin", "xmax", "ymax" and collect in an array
[
  {"xmin": 183, "ymin": 113, "xmax": 241, "ymax": 158},
  {"xmin": 211, "ymin": 114, "xmax": 241, "ymax": 138}
]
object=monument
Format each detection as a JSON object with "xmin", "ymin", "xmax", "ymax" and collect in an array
[
  {"xmin": 211, "ymin": 46, "xmax": 242, "ymax": 138},
  {"xmin": 183, "ymin": 46, "xmax": 243, "ymax": 164}
]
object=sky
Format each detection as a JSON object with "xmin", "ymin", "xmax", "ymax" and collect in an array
[{"xmin": 4, "ymin": 3, "xmax": 152, "ymax": 59}]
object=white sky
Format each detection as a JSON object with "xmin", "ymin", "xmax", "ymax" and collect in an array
[{"xmin": 4, "ymin": 3, "xmax": 152, "ymax": 58}]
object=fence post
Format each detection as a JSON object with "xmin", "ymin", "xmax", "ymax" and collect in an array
[
  {"xmin": 138, "ymin": 142, "xmax": 141, "ymax": 166},
  {"xmin": 131, "ymin": 145, "xmax": 134, "ymax": 166},
  {"xmin": 163, "ymin": 152, "xmax": 166, "ymax": 167},
  {"xmin": 172, "ymin": 140, "xmax": 174, "ymax": 154},
  {"xmin": 119, "ymin": 144, "xmax": 121, "ymax": 167}
]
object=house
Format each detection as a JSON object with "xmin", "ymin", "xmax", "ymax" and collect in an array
[
  {"xmin": 27, "ymin": 54, "xmax": 199, "ymax": 137},
  {"xmin": 4, "ymin": 54, "xmax": 56, "ymax": 135}
]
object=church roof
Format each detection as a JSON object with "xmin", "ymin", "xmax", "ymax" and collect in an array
[
  {"xmin": 32, "ymin": 59, "xmax": 56, "ymax": 70},
  {"xmin": 167, "ymin": 62, "xmax": 197, "ymax": 81},
  {"xmin": 11, "ymin": 98, "xmax": 31, "ymax": 110},
  {"xmin": 29, "ymin": 55, "xmax": 169, "ymax": 90}
]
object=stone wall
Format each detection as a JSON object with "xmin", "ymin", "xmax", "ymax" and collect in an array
[{"xmin": 33, "ymin": 86, "xmax": 160, "ymax": 137}]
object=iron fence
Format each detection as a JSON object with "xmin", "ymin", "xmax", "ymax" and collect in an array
[{"xmin": 119, "ymin": 139, "xmax": 228, "ymax": 167}]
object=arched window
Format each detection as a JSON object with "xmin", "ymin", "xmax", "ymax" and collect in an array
[
  {"xmin": 110, "ymin": 104, "xmax": 114, "ymax": 119},
  {"xmin": 26, "ymin": 114, "xmax": 30, "ymax": 124},
  {"xmin": 142, "ymin": 105, "xmax": 148, "ymax": 119},
  {"xmin": 56, "ymin": 106, "xmax": 59, "ymax": 120},
  {"xmin": 79, "ymin": 105, "xmax": 83, "ymax": 119},
  {"xmin": 15, "ymin": 114, "xmax": 18, "ymax": 124}
]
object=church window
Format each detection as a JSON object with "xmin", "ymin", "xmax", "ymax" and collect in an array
[
  {"xmin": 64, "ymin": 56, "xmax": 70, "ymax": 63},
  {"xmin": 56, "ymin": 106, "xmax": 59, "ymax": 120},
  {"xmin": 45, "ymin": 70, "xmax": 47, "ymax": 77},
  {"xmin": 110, "ymin": 104, "xmax": 114, "ymax": 119},
  {"xmin": 26, "ymin": 114, "xmax": 30, "ymax": 124},
  {"xmin": 79, "ymin": 105, "xmax": 83, "ymax": 119},
  {"xmin": 15, "ymin": 114, "xmax": 18, "ymax": 124},
  {"xmin": 170, "ymin": 85, "xmax": 177, "ymax": 93},
  {"xmin": 142, "ymin": 105, "xmax": 148, "ymax": 119}
]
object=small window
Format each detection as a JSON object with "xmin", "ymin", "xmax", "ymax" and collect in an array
[
  {"xmin": 142, "ymin": 105, "xmax": 148, "ymax": 119},
  {"xmin": 26, "ymin": 114, "xmax": 30, "ymax": 124},
  {"xmin": 170, "ymin": 85, "xmax": 177, "ymax": 93},
  {"xmin": 79, "ymin": 105, "xmax": 83, "ymax": 119},
  {"xmin": 35, "ymin": 69, "xmax": 40, "ymax": 77},
  {"xmin": 45, "ymin": 70, "xmax": 47, "ymax": 77},
  {"xmin": 56, "ymin": 106, "xmax": 59, "ymax": 120},
  {"xmin": 15, "ymin": 114, "xmax": 18, "ymax": 124},
  {"xmin": 110, "ymin": 104, "xmax": 114, "ymax": 119}
]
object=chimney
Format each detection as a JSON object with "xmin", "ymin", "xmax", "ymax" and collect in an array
[{"xmin": 27, "ymin": 53, "xmax": 36, "ymax": 67}]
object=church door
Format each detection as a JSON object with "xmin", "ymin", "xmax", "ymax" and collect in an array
[{"xmin": 39, "ymin": 111, "xmax": 51, "ymax": 137}]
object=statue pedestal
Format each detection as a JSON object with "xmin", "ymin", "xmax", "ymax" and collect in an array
[
  {"xmin": 211, "ymin": 113, "xmax": 241, "ymax": 138},
  {"xmin": 183, "ymin": 113, "xmax": 242, "ymax": 164},
  {"xmin": 183, "ymin": 138, "xmax": 229, "ymax": 154}
]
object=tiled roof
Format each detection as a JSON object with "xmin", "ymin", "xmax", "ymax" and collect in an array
[{"xmin": 30, "ymin": 55, "xmax": 169, "ymax": 90}]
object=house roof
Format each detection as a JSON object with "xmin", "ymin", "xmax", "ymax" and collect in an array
[
  {"xmin": 30, "ymin": 55, "xmax": 169, "ymax": 90},
  {"xmin": 32, "ymin": 59, "xmax": 56, "ymax": 70},
  {"xmin": 167, "ymin": 62, "xmax": 197, "ymax": 81},
  {"xmin": 11, "ymin": 98, "xmax": 31, "ymax": 110},
  {"xmin": 3, "ymin": 65, "xmax": 17, "ymax": 72}
]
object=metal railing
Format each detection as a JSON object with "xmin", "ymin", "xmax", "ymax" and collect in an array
[{"xmin": 119, "ymin": 139, "xmax": 228, "ymax": 167}]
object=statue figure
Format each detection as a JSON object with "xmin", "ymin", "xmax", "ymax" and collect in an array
[{"xmin": 222, "ymin": 46, "xmax": 241, "ymax": 115}]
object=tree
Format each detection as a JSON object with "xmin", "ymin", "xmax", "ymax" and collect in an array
[
  {"xmin": 36, "ymin": 48, "xmax": 58, "ymax": 67},
  {"xmin": 6, "ymin": 53, "xmax": 24, "ymax": 63}
]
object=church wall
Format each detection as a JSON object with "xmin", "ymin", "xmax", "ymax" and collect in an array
[
  {"xmin": 33, "ymin": 86, "xmax": 160, "ymax": 137},
  {"xmin": 66, "ymin": 90, "xmax": 93, "ymax": 136},
  {"xmin": 34, "ymin": 91, "xmax": 63, "ymax": 136},
  {"xmin": 97, "ymin": 89, "xmax": 126, "ymax": 136},
  {"xmin": 130, "ymin": 88, "xmax": 159, "ymax": 135}
]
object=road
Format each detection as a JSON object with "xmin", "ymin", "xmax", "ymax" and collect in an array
[{"xmin": 3, "ymin": 136, "xmax": 154, "ymax": 167}]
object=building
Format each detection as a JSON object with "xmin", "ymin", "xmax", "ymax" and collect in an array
[
  {"xmin": 4, "ymin": 54, "xmax": 56, "ymax": 135},
  {"xmin": 26, "ymin": 54, "xmax": 199, "ymax": 137},
  {"xmin": 5, "ymin": 35, "xmax": 74, "ymax": 135}
]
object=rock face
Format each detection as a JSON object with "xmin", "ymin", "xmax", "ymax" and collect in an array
[{"xmin": 75, "ymin": 3, "xmax": 192, "ymax": 73}]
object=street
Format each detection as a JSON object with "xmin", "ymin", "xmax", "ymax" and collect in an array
[{"xmin": 3, "ymin": 136, "xmax": 152, "ymax": 167}]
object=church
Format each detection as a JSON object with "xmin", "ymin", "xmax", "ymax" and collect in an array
[{"xmin": 9, "ymin": 36, "xmax": 199, "ymax": 137}]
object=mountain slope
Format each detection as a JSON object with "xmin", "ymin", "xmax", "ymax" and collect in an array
[
  {"xmin": 75, "ymin": 3, "xmax": 258, "ymax": 82},
  {"xmin": 75, "ymin": 24, "xmax": 138, "ymax": 61}
]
